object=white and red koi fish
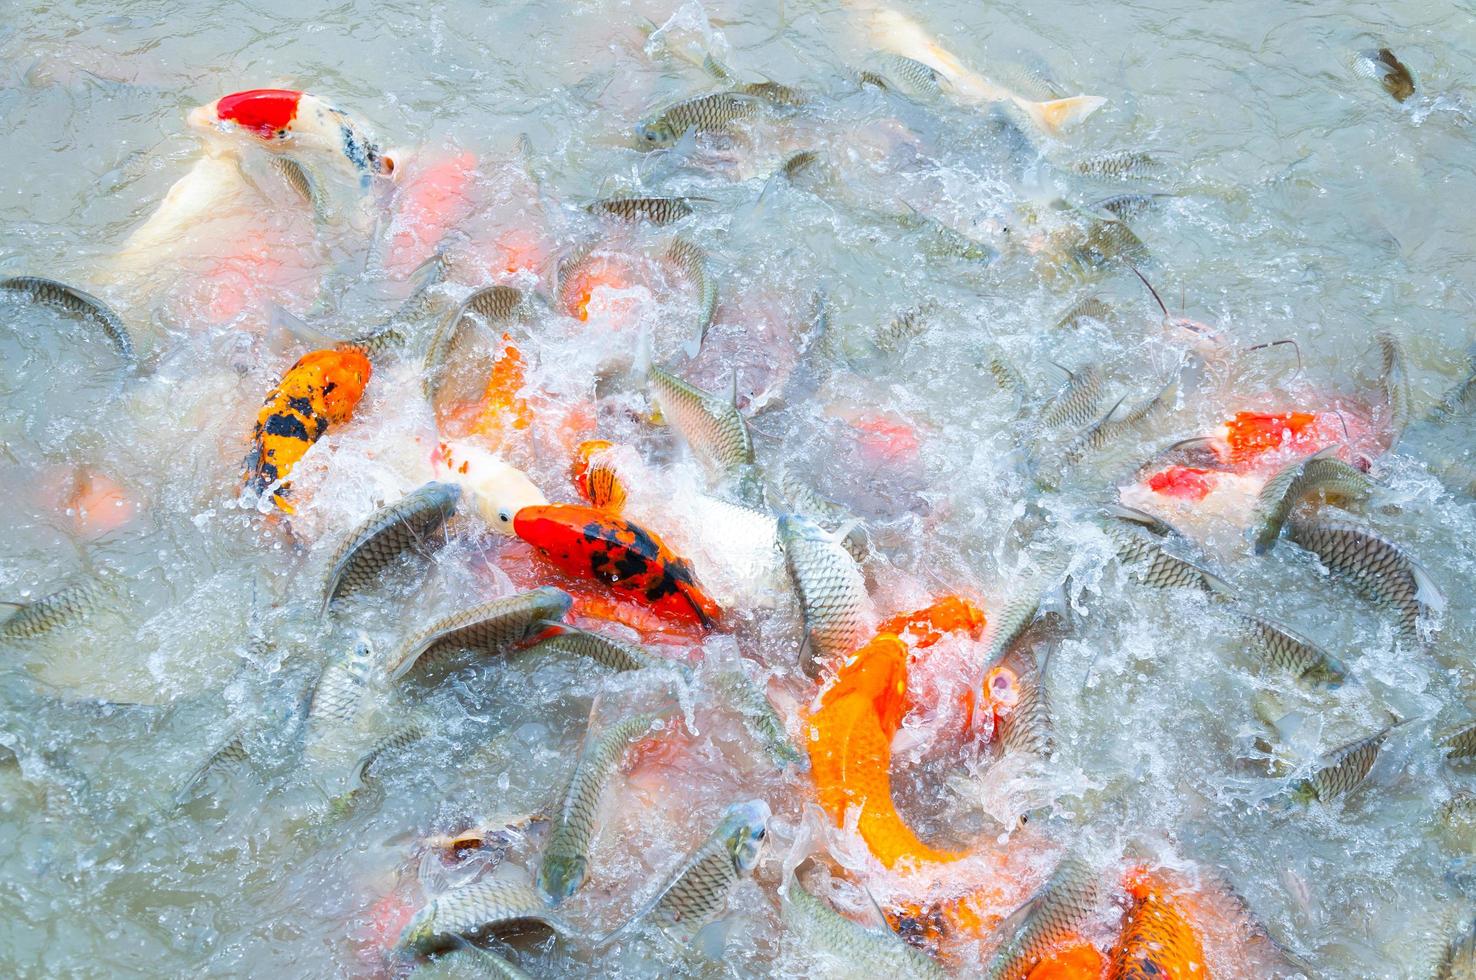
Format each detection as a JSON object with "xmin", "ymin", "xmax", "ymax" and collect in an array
[{"xmin": 187, "ymin": 89, "xmax": 394, "ymax": 182}]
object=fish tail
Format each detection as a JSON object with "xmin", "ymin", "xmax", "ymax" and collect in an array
[{"xmin": 1018, "ymin": 94, "xmax": 1106, "ymax": 134}]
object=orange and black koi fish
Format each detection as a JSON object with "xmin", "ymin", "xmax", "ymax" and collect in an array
[
  {"xmin": 241, "ymin": 347, "xmax": 371, "ymax": 513},
  {"xmin": 1106, "ymin": 870, "xmax": 1211, "ymax": 979},
  {"xmin": 571, "ymin": 440, "xmax": 627, "ymax": 512},
  {"xmin": 512, "ymin": 503, "xmax": 721, "ymax": 628}
]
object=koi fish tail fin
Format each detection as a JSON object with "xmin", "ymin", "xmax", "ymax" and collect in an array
[{"xmin": 1019, "ymin": 94, "xmax": 1106, "ymax": 135}]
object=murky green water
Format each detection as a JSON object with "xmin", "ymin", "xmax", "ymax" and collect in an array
[{"xmin": 4, "ymin": 1, "xmax": 1476, "ymax": 976}]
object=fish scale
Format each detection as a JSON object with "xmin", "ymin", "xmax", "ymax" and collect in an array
[
  {"xmin": 1251, "ymin": 447, "xmax": 1372, "ymax": 554},
  {"xmin": 1054, "ymin": 296, "xmax": 1113, "ymax": 330},
  {"xmin": 522, "ymin": 623, "xmax": 689, "ymax": 676},
  {"xmin": 781, "ymin": 877, "xmax": 947, "ymax": 979},
  {"xmin": 587, "ymin": 196, "xmax": 696, "ymax": 225},
  {"xmin": 663, "ymin": 236, "xmax": 718, "ymax": 341},
  {"xmin": 1101, "ymin": 509, "xmax": 1232, "ymax": 594},
  {"xmin": 305, "ymin": 638, "xmax": 383, "ymax": 753},
  {"xmin": 1441, "ymin": 723, "xmax": 1476, "ymax": 765},
  {"xmin": 1437, "ymin": 918, "xmax": 1476, "ymax": 979},
  {"xmin": 649, "ymin": 366, "xmax": 752, "ymax": 477},
  {"xmin": 1287, "ymin": 515, "xmax": 1440, "ymax": 639},
  {"xmin": 1040, "ymin": 363, "xmax": 1104, "ymax": 429},
  {"xmin": 537, "ymin": 710, "xmax": 671, "ymax": 903},
  {"xmin": 386, "ymin": 587, "xmax": 572, "ymax": 682},
  {"xmin": 780, "ymin": 515, "xmax": 869, "ymax": 678},
  {"xmin": 982, "ymin": 854, "xmax": 1102, "ymax": 980},
  {"xmin": 995, "ymin": 649, "xmax": 1053, "ymax": 760},
  {"xmin": 1235, "ymin": 611, "xmax": 1347, "ymax": 688},
  {"xmin": 423, "ymin": 284, "xmax": 527, "ymax": 402},
  {"xmin": 712, "ymin": 669, "xmax": 806, "ymax": 771},
  {"xmin": 397, "ymin": 878, "xmax": 571, "ymax": 954},
  {"xmin": 320, "ymin": 482, "xmax": 460, "ymax": 615},
  {"xmin": 637, "ymin": 92, "xmax": 767, "ymax": 146},
  {"xmin": 0, "ymin": 275, "xmax": 136, "ymax": 365},
  {"xmin": 1377, "ymin": 332, "xmax": 1412, "ymax": 444},
  {"xmin": 1106, "ymin": 877, "xmax": 1209, "ymax": 980},
  {"xmin": 1292, "ymin": 725, "xmax": 1392, "ymax": 803},
  {"xmin": 1, "ymin": 579, "xmax": 111, "ymax": 640}
]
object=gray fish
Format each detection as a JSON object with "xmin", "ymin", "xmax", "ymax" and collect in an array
[
  {"xmin": 982, "ymin": 854, "xmax": 1102, "ymax": 980},
  {"xmin": 663, "ymin": 236, "xmax": 718, "ymax": 344},
  {"xmin": 779, "ymin": 515, "xmax": 869, "ymax": 678},
  {"xmin": 586, "ymin": 196, "xmax": 699, "ymax": 225},
  {"xmin": 1286, "ymin": 515, "xmax": 1442, "ymax": 639},
  {"xmin": 537, "ymin": 709, "xmax": 674, "ymax": 903},
  {"xmin": 1068, "ymin": 214, "xmax": 1148, "ymax": 268},
  {"xmin": 780, "ymin": 151, "xmax": 823, "ymax": 184},
  {"xmin": 980, "ymin": 557, "xmax": 1068, "ymax": 668},
  {"xmin": 423, "ymin": 285, "xmax": 528, "ymax": 403},
  {"xmin": 272, "ymin": 157, "xmax": 328, "ymax": 222},
  {"xmin": 1053, "ymin": 296, "xmax": 1113, "ymax": 330},
  {"xmin": 1040, "ymin": 363, "xmax": 1104, "ymax": 430},
  {"xmin": 1070, "ymin": 149, "xmax": 1162, "ymax": 181},
  {"xmin": 1289, "ymin": 724, "xmax": 1393, "ymax": 804},
  {"xmin": 1436, "ymin": 916, "xmax": 1476, "ymax": 979},
  {"xmin": 0, "ymin": 275, "xmax": 136, "ymax": 366},
  {"xmin": 738, "ymin": 80, "xmax": 809, "ymax": 107},
  {"xmin": 636, "ymin": 92, "xmax": 768, "ymax": 147},
  {"xmin": 649, "ymin": 366, "xmax": 754, "ymax": 487},
  {"xmin": 1250, "ymin": 448, "xmax": 1373, "ymax": 555},
  {"xmin": 410, "ymin": 940, "xmax": 532, "ymax": 980},
  {"xmin": 773, "ymin": 470, "xmax": 871, "ymax": 564},
  {"xmin": 874, "ymin": 308, "xmax": 928, "ymax": 355},
  {"xmin": 173, "ymin": 729, "xmax": 251, "ymax": 806},
  {"xmin": 1088, "ymin": 192, "xmax": 1172, "ymax": 222},
  {"xmin": 386, "ymin": 587, "xmax": 573, "ymax": 682},
  {"xmin": 341, "ymin": 715, "xmax": 432, "ymax": 798},
  {"xmin": 984, "ymin": 351, "xmax": 1028, "ymax": 414},
  {"xmin": 304, "ymin": 637, "xmax": 385, "ymax": 759},
  {"xmin": 865, "ymin": 54, "xmax": 945, "ymax": 100},
  {"xmin": 1, "ymin": 578, "xmax": 112, "ymax": 641},
  {"xmin": 1234, "ymin": 611, "xmax": 1348, "ymax": 689},
  {"xmin": 398, "ymin": 877, "xmax": 572, "ymax": 955},
  {"xmin": 604, "ymin": 798, "xmax": 769, "ymax": 945},
  {"xmin": 1376, "ymin": 332, "xmax": 1412, "ymax": 446},
  {"xmin": 320, "ymin": 482, "xmax": 461, "ymax": 616},
  {"xmin": 781, "ymin": 876, "xmax": 946, "ymax": 980},
  {"xmin": 897, "ymin": 205, "xmax": 996, "ymax": 263},
  {"xmin": 712, "ymin": 668, "xmax": 807, "ymax": 771},
  {"xmin": 1354, "ymin": 48, "xmax": 1415, "ymax": 102},
  {"xmin": 990, "ymin": 646, "xmax": 1053, "ymax": 762},
  {"xmin": 351, "ymin": 252, "xmax": 450, "ymax": 357},
  {"xmin": 1100, "ymin": 505, "xmax": 1234, "ymax": 595},
  {"xmin": 1062, "ymin": 379, "xmax": 1177, "ymax": 467},
  {"xmin": 521, "ymin": 622, "xmax": 690, "ymax": 677},
  {"xmin": 1441, "ymin": 723, "xmax": 1476, "ymax": 766}
]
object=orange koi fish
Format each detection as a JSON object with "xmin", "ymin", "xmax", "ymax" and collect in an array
[
  {"xmin": 241, "ymin": 347, "xmax": 371, "ymax": 513},
  {"xmin": 512, "ymin": 503, "xmax": 721, "ymax": 628},
  {"xmin": 466, "ymin": 332, "xmax": 532, "ymax": 448},
  {"xmin": 877, "ymin": 595, "xmax": 986, "ymax": 650},
  {"xmin": 1106, "ymin": 870, "xmax": 1211, "ymax": 980},
  {"xmin": 806, "ymin": 633, "xmax": 962, "ymax": 869},
  {"xmin": 1028, "ymin": 943, "xmax": 1107, "ymax": 980},
  {"xmin": 572, "ymin": 439, "xmax": 627, "ymax": 512}
]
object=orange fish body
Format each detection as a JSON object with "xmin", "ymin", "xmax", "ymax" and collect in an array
[
  {"xmin": 572, "ymin": 440, "xmax": 627, "ymax": 512},
  {"xmin": 806, "ymin": 633, "xmax": 962, "ymax": 869},
  {"xmin": 877, "ymin": 595, "xmax": 987, "ymax": 650},
  {"xmin": 512, "ymin": 503, "xmax": 721, "ymax": 628},
  {"xmin": 466, "ymin": 333, "xmax": 531, "ymax": 448},
  {"xmin": 242, "ymin": 347, "xmax": 371, "ymax": 512},
  {"xmin": 1029, "ymin": 941, "xmax": 1108, "ymax": 980},
  {"xmin": 1106, "ymin": 872, "xmax": 1210, "ymax": 980}
]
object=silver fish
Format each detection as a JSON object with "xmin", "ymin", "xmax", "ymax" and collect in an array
[
  {"xmin": 1053, "ymin": 296, "xmax": 1113, "ymax": 330},
  {"xmin": 781, "ymin": 876, "xmax": 947, "ymax": 980},
  {"xmin": 1436, "ymin": 916, "xmax": 1476, "ymax": 979},
  {"xmin": 605, "ymin": 798, "xmax": 769, "ymax": 945},
  {"xmin": 874, "ymin": 308, "xmax": 928, "ymax": 355},
  {"xmin": 351, "ymin": 252, "xmax": 450, "ymax": 357},
  {"xmin": 1, "ymin": 275, "xmax": 136, "ymax": 366},
  {"xmin": 1, "ymin": 578, "xmax": 112, "ymax": 641},
  {"xmin": 779, "ymin": 515, "xmax": 869, "ymax": 678},
  {"xmin": 1040, "ymin": 363, "xmax": 1104, "ymax": 430},
  {"xmin": 1234, "ymin": 611, "xmax": 1348, "ymax": 689},
  {"xmin": 272, "ymin": 156, "xmax": 329, "ymax": 222},
  {"xmin": 982, "ymin": 854, "xmax": 1102, "ymax": 980},
  {"xmin": 1070, "ymin": 149, "xmax": 1163, "ymax": 181},
  {"xmin": 990, "ymin": 646, "xmax": 1053, "ymax": 761},
  {"xmin": 1100, "ymin": 506, "xmax": 1234, "ymax": 594},
  {"xmin": 636, "ymin": 92, "xmax": 768, "ymax": 146},
  {"xmin": 386, "ymin": 588, "xmax": 573, "ymax": 682},
  {"xmin": 587, "ymin": 196, "xmax": 699, "ymax": 225},
  {"xmin": 1088, "ymin": 191, "xmax": 1172, "ymax": 222},
  {"xmin": 1376, "ymin": 332, "xmax": 1412, "ymax": 446},
  {"xmin": 303, "ymin": 637, "xmax": 385, "ymax": 759},
  {"xmin": 1441, "ymin": 723, "xmax": 1476, "ymax": 766},
  {"xmin": 1251, "ymin": 447, "xmax": 1373, "ymax": 555},
  {"xmin": 737, "ymin": 80, "xmax": 809, "ymax": 107},
  {"xmin": 320, "ymin": 482, "xmax": 461, "ymax": 616},
  {"xmin": 1289, "ymin": 724, "xmax": 1393, "ymax": 804},
  {"xmin": 712, "ymin": 668, "xmax": 807, "ymax": 771},
  {"xmin": 398, "ymin": 877, "xmax": 572, "ymax": 955},
  {"xmin": 423, "ymin": 285, "xmax": 528, "ymax": 403},
  {"xmin": 980, "ymin": 557, "xmax": 1068, "ymax": 668},
  {"xmin": 663, "ymin": 236, "xmax": 718, "ymax": 345},
  {"xmin": 1287, "ymin": 515, "xmax": 1442, "ymax": 639},
  {"xmin": 863, "ymin": 54, "xmax": 946, "ymax": 100},
  {"xmin": 537, "ymin": 709, "xmax": 673, "ymax": 903},
  {"xmin": 1062, "ymin": 379, "xmax": 1177, "ymax": 467},
  {"xmin": 649, "ymin": 366, "xmax": 754, "ymax": 491},
  {"xmin": 521, "ymin": 622, "xmax": 690, "ymax": 677}
]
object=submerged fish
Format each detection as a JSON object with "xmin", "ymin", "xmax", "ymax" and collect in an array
[
  {"xmin": 873, "ymin": 307, "xmax": 928, "ymax": 355},
  {"xmin": 982, "ymin": 854, "xmax": 1102, "ymax": 980},
  {"xmin": 587, "ymin": 195, "xmax": 699, "ymax": 225},
  {"xmin": 514, "ymin": 504, "xmax": 722, "ymax": 629},
  {"xmin": 304, "ymin": 636, "xmax": 384, "ymax": 759},
  {"xmin": 1250, "ymin": 447, "xmax": 1373, "ymax": 555},
  {"xmin": 1054, "ymin": 296, "xmax": 1114, "ymax": 330},
  {"xmin": 397, "ymin": 877, "xmax": 571, "ymax": 955},
  {"xmin": 537, "ymin": 709, "xmax": 674, "ymax": 903},
  {"xmin": 319, "ymin": 482, "xmax": 461, "ymax": 615},
  {"xmin": 1376, "ymin": 331, "xmax": 1413, "ymax": 446},
  {"xmin": 1440, "ymin": 723, "xmax": 1476, "ymax": 766},
  {"xmin": 1071, "ymin": 149, "xmax": 1162, "ymax": 181},
  {"xmin": 1286, "ymin": 515, "xmax": 1442, "ymax": 640},
  {"xmin": 1234, "ymin": 611, "xmax": 1348, "ymax": 689},
  {"xmin": 780, "ymin": 515, "xmax": 870, "ymax": 678},
  {"xmin": 572, "ymin": 440, "xmax": 628, "ymax": 513},
  {"xmin": 981, "ymin": 645, "xmax": 1053, "ymax": 761},
  {"xmin": 1354, "ymin": 48, "xmax": 1415, "ymax": 102},
  {"xmin": 636, "ymin": 92, "xmax": 768, "ymax": 146},
  {"xmin": 1041, "ymin": 363, "xmax": 1105, "ymax": 430},
  {"xmin": 1106, "ymin": 870, "xmax": 1210, "ymax": 980},
  {"xmin": 423, "ymin": 284, "xmax": 529, "ymax": 405},
  {"xmin": 0, "ymin": 276, "xmax": 136, "ymax": 366},
  {"xmin": 606, "ymin": 798, "xmax": 770, "ymax": 944},
  {"xmin": 712, "ymin": 668, "xmax": 807, "ymax": 771},
  {"xmin": 1100, "ymin": 506, "xmax": 1234, "ymax": 594},
  {"xmin": 240, "ymin": 346, "xmax": 372, "ymax": 514},
  {"xmin": 781, "ymin": 875, "xmax": 947, "ymax": 979},
  {"xmin": 1436, "ymin": 916, "xmax": 1476, "ymax": 978},
  {"xmin": 663, "ymin": 236, "xmax": 718, "ymax": 345},
  {"xmin": 188, "ymin": 88, "xmax": 394, "ymax": 180},
  {"xmin": 648, "ymin": 366, "xmax": 754, "ymax": 497},
  {"xmin": 521, "ymin": 622, "xmax": 689, "ymax": 676},
  {"xmin": 386, "ymin": 587, "xmax": 572, "ymax": 681},
  {"xmin": 861, "ymin": 53, "xmax": 946, "ymax": 100},
  {"xmin": 738, "ymin": 80, "xmax": 810, "ymax": 107},
  {"xmin": 0, "ymin": 578, "xmax": 112, "ymax": 641},
  {"xmin": 1289, "ymin": 724, "xmax": 1394, "ymax": 804}
]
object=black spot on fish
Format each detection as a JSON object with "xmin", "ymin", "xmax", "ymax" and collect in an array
[
  {"xmin": 612, "ymin": 548, "xmax": 649, "ymax": 581},
  {"xmin": 259, "ymin": 462, "xmax": 279, "ymax": 483},
  {"xmin": 287, "ymin": 396, "xmax": 315, "ymax": 416},
  {"xmin": 263, "ymin": 413, "xmax": 311, "ymax": 441}
]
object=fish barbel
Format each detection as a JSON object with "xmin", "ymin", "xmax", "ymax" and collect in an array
[{"xmin": 319, "ymin": 481, "xmax": 461, "ymax": 616}]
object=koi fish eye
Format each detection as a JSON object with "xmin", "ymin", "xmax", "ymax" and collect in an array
[{"xmin": 497, "ymin": 508, "xmax": 513, "ymax": 525}]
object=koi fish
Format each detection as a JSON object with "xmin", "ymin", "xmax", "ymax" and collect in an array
[
  {"xmin": 572, "ymin": 439, "xmax": 628, "ymax": 512},
  {"xmin": 240, "ymin": 346, "xmax": 372, "ymax": 513},
  {"xmin": 512, "ymin": 504, "xmax": 722, "ymax": 628},
  {"xmin": 187, "ymin": 89, "xmax": 394, "ymax": 182},
  {"xmin": 430, "ymin": 439, "xmax": 546, "ymax": 534},
  {"xmin": 876, "ymin": 595, "xmax": 987, "ymax": 650},
  {"xmin": 1106, "ymin": 869, "xmax": 1211, "ymax": 980},
  {"xmin": 805, "ymin": 633, "xmax": 962, "ymax": 869}
]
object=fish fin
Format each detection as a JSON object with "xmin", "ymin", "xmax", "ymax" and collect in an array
[
  {"xmin": 268, "ymin": 304, "xmax": 343, "ymax": 349},
  {"xmin": 1101, "ymin": 502, "xmax": 1175, "ymax": 535},
  {"xmin": 1017, "ymin": 94, "xmax": 1106, "ymax": 135},
  {"xmin": 1411, "ymin": 558, "xmax": 1446, "ymax": 613}
]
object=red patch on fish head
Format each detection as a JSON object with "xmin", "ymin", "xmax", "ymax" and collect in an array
[
  {"xmin": 214, "ymin": 89, "xmax": 302, "ymax": 138},
  {"xmin": 1145, "ymin": 465, "xmax": 1215, "ymax": 501}
]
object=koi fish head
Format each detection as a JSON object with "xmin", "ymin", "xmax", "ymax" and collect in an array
[
  {"xmin": 820, "ymin": 634, "xmax": 910, "ymax": 736},
  {"xmin": 190, "ymin": 89, "xmax": 304, "ymax": 141},
  {"xmin": 432, "ymin": 438, "xmax": 547, "ymax": 533},
  {"xmin": 188, "ymin": 89, "xmax": 395, "ymax": 178}
]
